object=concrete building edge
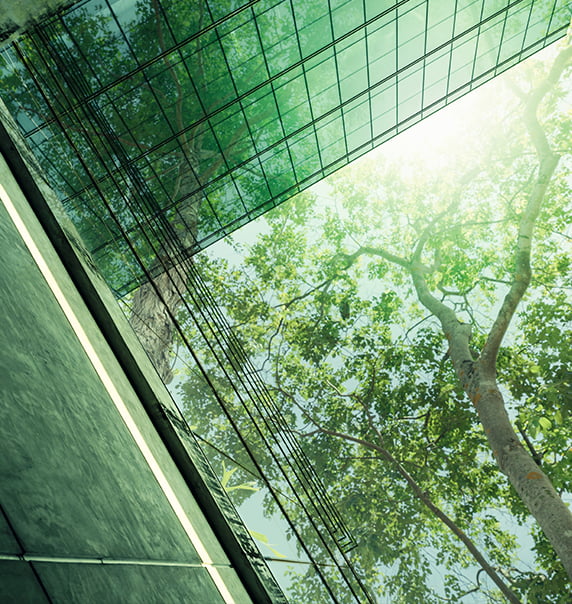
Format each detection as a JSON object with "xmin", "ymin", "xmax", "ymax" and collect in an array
[{"xmin": 0, "ymin": 117, "xmax": 287, "ymax": 604}]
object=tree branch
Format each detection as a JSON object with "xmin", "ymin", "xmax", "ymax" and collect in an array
[
  {"xmin": 480, "ymin": 44, "xmax": 571, "ymax": 371},
  {"xmin": 294, "ymin": 406, "xmax": 521, "ymax": 604},
  {"xmin": 358, "ymin": 245, "xmax": 410, "ymax": 269}
]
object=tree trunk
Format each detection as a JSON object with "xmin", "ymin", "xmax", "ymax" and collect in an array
[
  {"xmin": 129, "ymin": 265, "xmax": 187, "ymax": 383},
  {"xmin": 449, "ymin": 338, "xmax": 572, "ymax": 579},
  {"xmin": 129, "ymin": 154, "xmax": 200, "ymax": 384}
]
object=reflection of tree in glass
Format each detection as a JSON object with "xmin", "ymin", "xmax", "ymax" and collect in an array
[{"xmin": 1, "ymin": 0, "xmax": 314, "ymax": 381}]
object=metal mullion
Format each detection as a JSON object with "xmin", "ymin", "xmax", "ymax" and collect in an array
[
  {"xmin": 214, "ymin": 362, "xmax": 347, "ymax": 550},
  {"xmin": 544, "ymin": 0, "xmax": 559, "ymax": 38},
  {"xmin": 82, "ymin": 1, "xmax": 160, "ymax": 154},
  {"xmin": 15, "ymin": 33, "xmax": 353, "ymax": 599},
  {"xmin": 251, "ymin": 24, "xmax": 297, "ymax": 198},
  {"xmin": 153, "ymin": 0, "xmax": 214, "ymax": 167},
  {"xmin": 26, "ymin": 0, "xmax": 521, "ymax": 145},
  {"xmin": 395, "ymin": 7, "xmax": 400, "ymax": 129},
  {"xmin": 242, "ymin": 6, "xmax": 278, "ymax": 199},
  {"xmin": 445, "ymin": 0, "xmax": 459, "ymax": 100},
  {"xmin": 203, "ymin": 0, "xmax": 249, "ymax": 202},
  {"xmin": 136, "ymin": 146, "xmax": 178, "ymax": 211},
  {"xmin": 218, "ymin": 330, "xmax": 353, "ymax": 545},
  {"xmin": 60, "ymin": 16, "xmax": 139, "ymax": 164},
  {"xmin": 494, "ymin": 0, "xmax": 512, "ymax": 79},
  {"xmin": 30, "ymin": 3, "xmax": 568, "ymax": 260},
  {"xmin": 104, "ymin": 0, "xmax": 141, "ymax": 67},
  {"xmin": 25, "ymin": 37, "xmax": 346, "ymax": 597},
  {"xmin": 363, "ymin": 0, "xmax": 374, "ymax": 149},
  {"xmin": 420, "ymin": 0, "xmax": 429, "ymax": 119},
  {"xmin": 519, "ymin": 1, "xmax": 536, "ymax": 57},
  {"xmin": 290, "ymin": 0, "xmax": 324, "ymax": 174},
  {"xmin": 328, "ymin": 0, "xmax": 350, "ymax": 156},
  {"xmin": 493, "ymin": 0, "xmax": 512, "ymax": 79},
  {"xmin": 209, "ymin": 24, "xmax": 253, "ymax": 215}
]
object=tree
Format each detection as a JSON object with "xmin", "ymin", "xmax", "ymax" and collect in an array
[
  {"xmin": 177, "ymin": 39, "xmax": 572, "ymax": 602},
  {"xmin": 3, "ymin": 2, "xmax": 572, "ymax": 600}
]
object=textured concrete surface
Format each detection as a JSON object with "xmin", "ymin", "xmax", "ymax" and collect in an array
[
  {"xmin": 0, "ymin": 561, "xmax": 50, "ymax": 603},
  {"xmin": 0, "ymin": 153, "xmax": 253, "ymax": 602}
]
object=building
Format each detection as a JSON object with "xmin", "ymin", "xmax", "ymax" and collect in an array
[
  {"xmin": 1, "ymin": 1, "xmax": 569, "ymax": 602},
  {"xmin": 1, "ymin": 0, "xmax": 568, "ymax": 294},
  {"xmin": 0, "ymin": 102, "xmax": 287, "ymax": 602}
]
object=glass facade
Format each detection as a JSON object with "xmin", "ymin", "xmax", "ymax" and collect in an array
[
  {"xmin": 0, "ymin": 0, "xmax": 568, "ymax": 294},
  {"xmin": 1, "ymin": 3, "xmax": 570, "ymax": 602}
]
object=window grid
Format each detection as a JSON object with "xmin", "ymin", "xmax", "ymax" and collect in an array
[{"xmin": 1, "ymin": 0, "xmax": 568, "ymax": 295}]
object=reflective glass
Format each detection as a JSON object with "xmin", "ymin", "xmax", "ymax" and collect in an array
[{"xmin": 0, "ymin": 0, "xmax": 568, "ymax": 297}]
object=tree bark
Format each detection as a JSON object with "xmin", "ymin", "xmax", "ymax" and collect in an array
[
  {"xmin": 129, "ymin": 265, "xmax": 187, "ymax": 383},
  {"xmin": 468, "ymin": 364, "xmax": 572, "ymax": 579}
]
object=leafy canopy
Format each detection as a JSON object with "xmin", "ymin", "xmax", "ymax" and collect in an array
[{"xmin": 177, "ymin": 44, "xmax": 572, "ymax": 603}]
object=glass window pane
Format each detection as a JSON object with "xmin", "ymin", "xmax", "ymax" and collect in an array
[
  {"xmin": 337, "ymin": 33, "xmax": 367, "ymax": 103},
  {"xmin": 473, "ymin": 15, "xmax": 505, "ymax": 77},
  {"xmin": 233, "ymin": 160, "xmax": 270, "ymax": 211},
  {"xmin": 260, "ymin": 143, "xmax": 296, "ymax": 196},
  {"xmin": 397, "ymin": 0, "xmax": 426, "ymax": 70},
  {"xmin": 257, "ymin": 1, "xmax": 300, "ymax": 77},
  {"xmin": 454, "ymin": 0, "xmax": 483, "ymax": 37},
  {"xmin": 161, "ymin": 0, "xmax": 212, "ymax": 43},
  {"xmin": 498, "ymin": 4, "xmax": 529, "ymax": 64},
  {"xmin": 293, "ymin": 2, "xmax": 332, "ymax": 58},
  {"xmin": 371, "ymin": 77, "xmax": 396, "ymax": 138},
  {"xmin": 212, "ymin": 108, "xmax": 255, "ymax": 170},
  {"xmin": 344, "ymin": 96, "xmax": 371, "ymax": 152},
  {"xmin": 203, "ymin": 173, "xmax": 243, "ymax": 226},
  {"xmin": 315, "ymin": 109, "xmax": 345, "ymax": 167},
  {"xmin": 194, "ymin": 123, "xmax": 227, "ymax": 182},
  {"xmin": 331, "ymin": 0, "xmax": 364, "ymax": 39},
  {"xmin": 191, "ymin": 34, "xmax": 236, "ymax": 112},
  {"xmin": 243, "ymin": 85, "xmax": 283, "ymax": 150},
  {"xmin": 220, "ymin": 18, "xmax": 268, "ymax": 95},
  {"xmin": 523, "ymin": 2, "xmax": 550, "ymax": 50},
  {"xmin": 449, "ymin": 34, "xmax": 478, "ymax": 92},
  {"xmin": 482, "ymin": 0, "xmax": 509, "ymax": 21},
  {"xmin": 426, "ymin": 0, "xmax": 455, "ymax": 52},
  {"xmin": 306, "ymin": 53, "xmax": 340, "ymax": 117},
  {"xmin": 289, "ymin": 128, "xmax": 321, "ymax": 180},
  {"xmin": 274, "ymin": 67, "xmax": 311, "ymax": 135},
  {"xmin": 367, "ymin": 15, "xmax": 396, "ymax": 85},
  {"xmin": 397, "ymin": 65, "xmax": 423, "ymax": 122},
  {"xmin": 423, "ymin": 48, "xmax": 449, "ymax": 107}
]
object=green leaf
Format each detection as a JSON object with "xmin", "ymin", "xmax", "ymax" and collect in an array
[{"xmin": 248, "ymin": 530, "xmax": 286, "ymax": 558}]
